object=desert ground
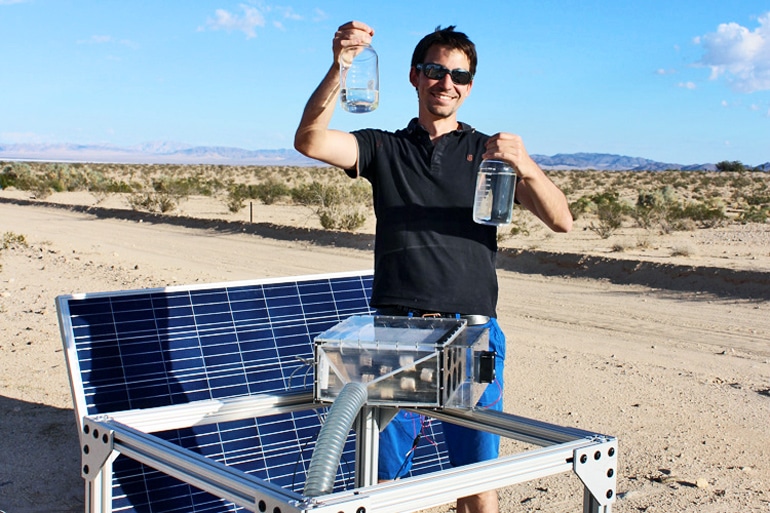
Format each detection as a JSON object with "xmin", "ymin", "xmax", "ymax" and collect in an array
[{"xmin": 0, "ymin": 187, "xmax": 769, "ymax": 513}]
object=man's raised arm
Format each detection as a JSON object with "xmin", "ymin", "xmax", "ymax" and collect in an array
[{"xmin": 293, "ymin": 21, "xmax": 374, "ymax": 170}]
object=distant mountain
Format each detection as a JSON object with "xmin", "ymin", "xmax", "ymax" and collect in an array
[
  {"xmin": 530, "ymin": 152, "xmax": 716, "ymax": 171},
  {"xmin": 0, "ymin": 142, "xmax": 320, "ymax": 166},
  {"xmin": 0, "ymin": 142, "xmax": 759, "ymax": 171}
]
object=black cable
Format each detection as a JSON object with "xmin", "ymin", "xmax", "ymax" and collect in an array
[{"xmin": 393, "ymin": 432, "xmax": 422, "ymax": 479}]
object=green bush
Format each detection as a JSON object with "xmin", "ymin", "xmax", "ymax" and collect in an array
[
  {"xmin": 290, "ymin": 180, "xmax": 370, "ymax": 231},
  {"xmin": 253, "ymin": 178, "xmax": 290, "ymax": 205},
  {"xmin": 672, "ymin": 201, "xmax": 726, "ymax": 228},
  {"xmin": 226, "ymin": 184, "xmax": 248, "ymax": 213},
  {"xmin": 568, "ymin": 196, "xmax": 593, "ymax": 220},
  {"xmin": 745, "ymin": 194, "xmax": 770, "ymax": 207},
  {"xmin": 0, "ymin": 165, "xmax": 18, "ymax": 189},
  {"xmin": 127, "ymin": 192, "xmax": 177, "ymax": 213},
  {"xmin": 633, "ymin": 186, "xmax": 676, "ymax": 230},
  {"xmin": 631, "ymin": 186, "xmax": 726, "ymax": 232},
  {"xmin": 586, "ymin": 190, "xmax": 630, "ymax": 238},
  {"xmin": 738, "ymin": 205, "xmax": 769, "ymax": 224}
]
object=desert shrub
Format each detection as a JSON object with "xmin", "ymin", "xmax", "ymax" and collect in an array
[
  {"xmin": 633, "ymin": 186, "xmax": 677, "ymax": 230},
  {"xmin": 653, "ymin": 199, "xmax": 727, "ymax": 231},
  {"xmin": 738, "ymin": 205, "xmax": 769, "ymax": 224},
  {"xmin": 716, "ymin": 160, "xmax": 747, "ymax": 173},
  {"xmin": 0, "ymin": 232, "xmax": 28, "ymax": 272},
  {"xmin": 291, "ymin": 180, "xmax": 371, "ymax": 231},
  {"xmin": 225, "ymin": 178, "xmax": 292, "ymax": 212},
  {"xmin": 745, "ymin": 194, "xmax": 770, "ymax": 207},
  {"xmin": 178, "ymin": 173, "xmax": 224, "ymax": 196},
  {"xmin": 632, "ymin": 186, "xmax": 726, "ymax": 231},
  {"xmin": 290, "ymin": 181, "xmax": 326, "ymax": 205},
  {"xmin": 587, "ymin": 191, "xmax": 630, "ymax": 238},
  {"xmin": 671, "ymin": 245, "xmax": 693, "ymax": 257},
  {"xmin": 1, "ymin": 231, "xmax": 27, "ymax": 250},
  {"xmin": 318, "ymin": 209, "xmax": 367, "ymax": 231},
  {"xmin": 674, "ymin": 201, "xmax": 727, "ymax": 228},
  {"xmin": 127, "ymin": 192, "xmax": 177, "ymax": 213},
  {"xmin": 497, "ymin": 210, "xmax": 534, "ymax": 242},
  {"xmin": 0, "ymin": 165, "xmax": 18, "ymax": 189},
  {"xmin": 568, "ymin": 196, "xmax": 593, "ymax": 220},
  {"xmin": 225, "ymin": 184, "xmax": 249, "ymax": 213},
  {"xmin": 152, "ymin": 177, "xmax": 191, "ymax": 200},
  {"xmin": 5, "ymin": 162, "xmax": 57, "ymax": 198},
  {"xmin": 253, "ymin": 178, "xmax": 290, "ymax": 205},
  {"xmin": 507, "ymin": 222, "xmax": 531, "ymax": 237},
  {"xmin": 0, "ymin": 161, "xmax": 136, "ymax": 197}
]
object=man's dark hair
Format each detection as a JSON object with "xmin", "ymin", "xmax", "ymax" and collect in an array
[{"xmin": 411, "ymin": 25, "xmax": 477, "ymax": 77}]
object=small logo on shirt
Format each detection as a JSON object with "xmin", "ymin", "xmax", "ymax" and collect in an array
[{"xmin": 467, "ymin": 154, "xmax": 474, "ymax": 162}]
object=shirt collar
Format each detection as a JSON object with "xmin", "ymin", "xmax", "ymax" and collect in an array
[{"xmin": 406, "ymin": 118, "xmax": 475, "ymax": 136}]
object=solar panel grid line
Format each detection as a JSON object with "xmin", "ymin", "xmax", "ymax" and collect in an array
[
  {"xmin": 184, "ymin": 289, "xmax": 218, "ymax": 407},
  {"xmin": 112, "ymin": 458, "xmax": 154, "ymax": 513},
  {"xmin": 111, "ymin": 431, "xmax": 246, "ymax": 513},
  {"xmin": 106, "ymin": 295, "xmax": 135, "ymax": 413}
]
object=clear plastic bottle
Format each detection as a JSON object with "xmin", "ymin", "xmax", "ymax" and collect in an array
[
  {"xmin": 472, "ymin": 159, "xmax": 517, "ymax": 225},
  {"xmin": 340, "ymin": 44, "xmax": 379, "ymax": 113}
]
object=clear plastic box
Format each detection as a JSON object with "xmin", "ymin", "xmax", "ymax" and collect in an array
[{"xmin": 314, "ymin": 315, "xmax": 490, "ymax": 408}]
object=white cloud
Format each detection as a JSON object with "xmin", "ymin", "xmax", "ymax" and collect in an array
[
  {"xmin": 694, "ymin": 12, "xmax": 770, "ymax": 93},
  {"xmin": 201, "ymin": 5, "xmax": 322, "ymax": 39},
  {"xmin": 312, "ymin": 8, "xmax": 328, "ymax": 22},
  {"xmin": 677, "ymin": 81, "xmax": 697, "ymax": 90},
  {"xmin": 206, "ymin": 4, "xmax": 266, "ymax": 39},
  {"xmin": 274, "ymin": 6, "xmax": 302, "ymax": 21}
]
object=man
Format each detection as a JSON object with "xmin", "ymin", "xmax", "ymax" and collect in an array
[{"xmin": 295, "ymin": 21, "xmax": 572, "ymax": 513}]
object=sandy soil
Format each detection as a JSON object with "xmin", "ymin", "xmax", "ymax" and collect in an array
[{"xmin": 0, "ymin": 190, "xmax": 768, "ymax": 513}]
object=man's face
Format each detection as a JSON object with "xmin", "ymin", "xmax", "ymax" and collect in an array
[{"xmin": 410, "ymin": 45, "xmax": 473, "ymax": 121}]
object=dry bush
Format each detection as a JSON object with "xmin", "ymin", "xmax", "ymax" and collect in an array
[
  {"xmin": 291, "ymin": 179, "xmax": 372, "ymax": 231},
  {"xmin": 0, "ymin": 231, "xmax": 29, "ymax": 273},
  {"xmin": 3, "ymin": 162, "xmax": 768, "ymax": 233}
]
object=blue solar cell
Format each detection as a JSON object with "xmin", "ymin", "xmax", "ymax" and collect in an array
[{"xmin": 59, "ymin": 271, "xmax": 452, "ymax": 513}]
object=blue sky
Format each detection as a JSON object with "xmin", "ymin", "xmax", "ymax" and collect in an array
[{"xmin": 1, "ymin": 1, "xmax": 768, "ymax": 165}]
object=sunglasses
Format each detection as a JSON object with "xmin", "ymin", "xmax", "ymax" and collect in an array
[{"xmin": 415, "ymin": 63, "xmax": 473, "ymax": 85}]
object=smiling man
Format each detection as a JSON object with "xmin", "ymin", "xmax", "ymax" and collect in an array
[{"xmin": 294, "ymin": 21, "xmax": 572, "ymax": 513}]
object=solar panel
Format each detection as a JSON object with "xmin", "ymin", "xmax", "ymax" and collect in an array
[{"xmin": 58, "ymin": 271, "xmax": 452, "ymax": 513}]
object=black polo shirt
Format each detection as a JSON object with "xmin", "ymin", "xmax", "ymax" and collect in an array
[{"xmin": 348, "ymin": 118, "xmax": 499, "ymax": 318}]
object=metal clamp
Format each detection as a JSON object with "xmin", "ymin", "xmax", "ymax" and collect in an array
[
  {"xmin": 81, "ymin": 417, "xmax": 116, "ymax": 479},
  {"xmin": 573, "ymin": 436, "xmax": 618, "ymax": 507}
]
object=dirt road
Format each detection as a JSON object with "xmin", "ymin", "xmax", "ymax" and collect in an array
[{"xmin": 1, "ymin": 200, "xmax": 768, "ymax": 512}]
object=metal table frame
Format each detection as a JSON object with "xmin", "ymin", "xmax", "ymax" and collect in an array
[{"xmin": 79, "ymin": 391, "xmax": 617, "ymax": 513}]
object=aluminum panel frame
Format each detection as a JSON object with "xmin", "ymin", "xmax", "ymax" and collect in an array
[{"xmin": 79, "ymin": 394, "xmax": 616, "ymax": 513}]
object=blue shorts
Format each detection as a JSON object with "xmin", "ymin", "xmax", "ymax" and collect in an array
[{"xmin": 378, "ymin": 318, "xmax": 506, "ymax": 480}]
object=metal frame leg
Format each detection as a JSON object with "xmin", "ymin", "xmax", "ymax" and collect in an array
[
  {"xmin": 354, "ymin": 406, "xmax": 379, "ymax": 488},
  {"xmin": 573, "ymin": 438, "xmax": 618, "ymax": 513}
]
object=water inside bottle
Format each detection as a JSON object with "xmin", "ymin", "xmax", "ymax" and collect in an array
[
  {"xmin": 341, "ymin": 88, "xmax": 379, "ymax": 113},
  {"xmin": 340, "ymin": 44, "xmax": 379, "ymax": 114},
  {"xmin": 473, "ymin": 161, "xmax": 517, "ymax": 225}
]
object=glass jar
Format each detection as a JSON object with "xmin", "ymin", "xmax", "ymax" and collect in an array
[
  {"xmin": 472, "ymin": 160, "xmax": 517, "ymax": 225},
  {"xmin": 340, "ymin": 44, "xmax": 379, "ymax": 113}
]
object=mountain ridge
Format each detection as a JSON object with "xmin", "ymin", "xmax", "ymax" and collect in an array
[{"xmin": 0, "ymin": 142, "xmax": 766, "ymax": 171}]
